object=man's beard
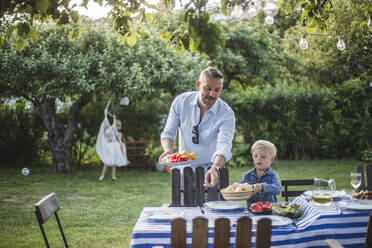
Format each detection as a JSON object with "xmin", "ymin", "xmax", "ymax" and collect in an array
[{"xmin": 202, "ymin": 95, "xmax": 216, "ymax": 108}]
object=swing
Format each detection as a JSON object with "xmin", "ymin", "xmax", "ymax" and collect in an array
[{"xmin": 96, "ymin": 98, "xmax": 129, "ymax": 167}]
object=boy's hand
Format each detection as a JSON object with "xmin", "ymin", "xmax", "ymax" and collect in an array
[{"xmin": 252, "ymin": 183, "xmax": 263, "ymax": 194}]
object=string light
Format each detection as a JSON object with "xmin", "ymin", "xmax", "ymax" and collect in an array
[
  {"xmin": 299, "ymin": 35, "xmax": 309, "ymax": 49},
  {"xmin": 337, "ymin": 36, "xmax": 346, "ymax": 51},
  {"xmin": 298, "ymin": 34, "xmax": 347, "ymax": 51}
]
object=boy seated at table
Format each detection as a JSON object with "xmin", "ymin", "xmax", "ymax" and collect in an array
[{"xmin": 241, "ymin": 140, "xmax": 281, "ymax": 207}]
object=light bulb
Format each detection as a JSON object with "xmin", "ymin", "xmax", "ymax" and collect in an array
[
  {"xmin": 337, "ymin": 37, "xmax": 345, "ymax": 51},
  {"xmin": 247, "ymin": 6, "xmax": 257, "ymax": 17},
  {"xmin": 265, "ymin": 15, "xmax": 274, "ymax": 25},
  {"xmin": 299, "ymin": 36, "xmax": 309, "ymax": 49},
  {"xmin": 368, "ymin": 16, "xmax": 372, "ymax": 28},
  {"xmin": 264, "ymin": 1, "xmax": 278, "ymax": 17}
]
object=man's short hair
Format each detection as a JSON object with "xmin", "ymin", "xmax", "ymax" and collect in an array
[
  {"xmin": 199, "ymin": 67, "xmax": 224, "ymax": 84},
  {"xmin": 251, "ymin": 140, "xmax": 277, "ymax": 157}
]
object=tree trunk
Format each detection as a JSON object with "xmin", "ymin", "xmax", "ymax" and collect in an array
[{"xmin": 34, "ymin": 96, "xmax": 90, "ymax": 172}]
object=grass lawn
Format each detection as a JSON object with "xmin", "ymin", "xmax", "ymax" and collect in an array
[{"xmin": 0, "ymin": 160, "xmax": 361, "ymax": 247}]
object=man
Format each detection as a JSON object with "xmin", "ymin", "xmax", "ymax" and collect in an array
[{"xmin": 159, "ymin": 67, "xmax": 235, "ymax": 187}]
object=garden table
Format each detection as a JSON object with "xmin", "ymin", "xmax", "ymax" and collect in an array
[{"xmin": 130, "ymin": 197, "xmax": 371, "ymax": 248}]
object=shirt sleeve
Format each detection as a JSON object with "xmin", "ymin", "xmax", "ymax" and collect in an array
[
  {"xmin": 160, "ymin": 95, "xmax": 181, "ymax": 142},
  {"xmin": 262, "ymin": 172, "xmax": 282, "ymax": 195},
  {"xmin": 211, "ymin": 110, "xmax": 235, "ymax": 163}
]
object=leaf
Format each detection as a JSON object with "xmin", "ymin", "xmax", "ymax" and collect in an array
[
  {"xmin": 70, "ymin": 11, "xmax": 80, "ymax": 23},
  {"xmin": 16, "ymin": 37, "xmax": 29, "ymax": 50},
  {"xmin": 36, "ymin": 0, "xmax": 49, "ymax": 13},
  {"xmin": 6, "ymin": 26, "xmax": 16, "ymax": 40},
  {"xmin": 127, "ymin": 32, "xmax": 137, "ymax": 47},
  {"xmin": 17, "ymin": 23, "xmax": 30, "ymax": 37},
  {"xmin": 29, "ymin": 29, "xmax": 39, "ymax": 43},
  {"xmin": 0, "ymin": 36, "xmax": 4, "ymax": 46},
  {"xmin": 69, "ymin": 29, "xmax": 81, "ymax": 41},
  {"xmin": 160, "ymin": 31, "xmax": 172, "ymax": 42},
  {"xmin": 221, "ymin": 0, "xmax": 229, "ymax": 15},
  {"xmin": 95, "ymin": 0, "xmax": 103, "ymax": 6}
]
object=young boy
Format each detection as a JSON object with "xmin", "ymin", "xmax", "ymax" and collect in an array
[{"xmin": 241, "ymin": 140, "xmax": 281, "ymax": 207}]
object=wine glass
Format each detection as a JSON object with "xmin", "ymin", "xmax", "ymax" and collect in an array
[{"xmin": 350, "ymin": 172, "xmax": 362, "ymax": 192}]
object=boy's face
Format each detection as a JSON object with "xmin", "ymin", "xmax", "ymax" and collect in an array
[{"xmin": 252, "ymin": 147, "xmax": 275, "ymax": 172}]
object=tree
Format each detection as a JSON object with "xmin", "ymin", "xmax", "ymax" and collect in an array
[
  {"xmin": 0, "ymin": 22, "xmax": 208, "ymax": 172},
  {"xmin": 3, "ymin": 0, "xmax": 368, "ymax": 55}
]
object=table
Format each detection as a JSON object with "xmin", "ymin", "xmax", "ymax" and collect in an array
[{"xmin": 130, "ymin": 197, "xmax": 371, "ymax": 248}]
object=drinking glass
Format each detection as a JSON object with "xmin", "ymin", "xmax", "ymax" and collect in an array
[{"xmin": 350, "ymin": 172, "xmax": 362, "ymax": 192}]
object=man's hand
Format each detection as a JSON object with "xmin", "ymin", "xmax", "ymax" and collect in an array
[
  {"xmin": 203, "ymin": 166, "xmax": 219, "ymax": 187},
  {"xmin": 159, "ymin": 151, "xmax": 173, "ymax": 166}
]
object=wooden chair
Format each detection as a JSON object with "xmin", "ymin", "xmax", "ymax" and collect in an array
[
  {"xmin": 34, "ymin": 192, "xmax": 69, "ymax": 248},
  {"xmin": 171, "ymin": 166, "xmax": 229, "ymax": 207},
  {"xmin": 355, "ymin": 164, "xmax": 372, "ymax": 191},
  {"xmin": 281, "ymin": 179, "xmax": 314, "ymax": 201},
  {"xmin": 124, "ymin": 140, "xmax": 152, "ymax": 170},
  {"xmin": 325, "ymin": 212, "xmax": 372, "ymax": 248},
  {"xmin": 171, "ymin": 216, "xmax": 272, "ymax": 248}
]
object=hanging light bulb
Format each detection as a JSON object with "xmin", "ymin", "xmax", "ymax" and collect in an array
[
  {"xmin": 264, "ymin": 1, "xmax": 278, "ymax": 17},
  {"xmin": 337, "ymin": 36, "xmax": 346, "ymax": 51},
  {"xmin": 299, "ymin": 35, "xmax": 309, "ymax": 49},
  {"xmin": 265, "ymin": 15, "xmax": 274, "ymax": 25},
  {"xmin": 247, "ymin": 5, "xmax": 257, "ymax": 18},
  {"xmin": 368, "ymin": 16, "xmax": 372, "ymax": 28}
]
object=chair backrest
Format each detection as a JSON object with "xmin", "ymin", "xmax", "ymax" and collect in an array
[
  {"xmin": 171, "ymin": 216, "xmax": 271, "ymax": 248},
  {"xmin": 355, "ymin": 164, "xmax": 372, "ymax": 191},
  {"xmin": 34, "ymin": 193, "xmax": 69, "ymax": 248},
  {"xmin": 124, "ymin": 140, "xmax": 152, "ymax": 170},
  {"xmin": 171, "ymin": 167, "xmax": 229, "ymax": 207},
  {"xmin": 281, "ymin": 179, "xmax": 314, "ymax": 201}
]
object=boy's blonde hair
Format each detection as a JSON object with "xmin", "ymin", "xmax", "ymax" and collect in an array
[{"xmin": 251, "ymin": 140, "xmax": 277, "ymax": 157}]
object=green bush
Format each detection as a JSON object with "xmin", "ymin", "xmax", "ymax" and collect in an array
[{"xmin": 0, "ymin": 99, "xmax": 45, "ymax": 167}]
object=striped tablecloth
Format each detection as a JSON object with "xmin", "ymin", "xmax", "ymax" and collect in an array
[{"xmin": 130, "ymin": 197, "xmax": 371, "ymax": 248}]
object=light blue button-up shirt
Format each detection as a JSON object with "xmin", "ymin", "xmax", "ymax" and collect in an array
[{"xmin": 161, "ymin": 91, "xmax": 235, "ymax": 169}]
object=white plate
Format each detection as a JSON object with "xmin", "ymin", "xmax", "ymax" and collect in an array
[
  {"xmin": 304, "ymin": 190, "xmax": 343, "ymax": 198},
  {"xmin": 339, "ymin": 200, "xmax": 372, "ymax": 210},
  {"xmin": 147, "ymin": 212, "xmax": 184, "ymax": 220},
  {"xmin": 204, "ymin": 201, "xmax": 245, "ymax": 210},
  {"xmin": 160, "ymin": 160, "xmax": 195, "ymax": 166},
  {"xmin": 251, "ymin": 215, "xmax": 293, "ymax": 226}
]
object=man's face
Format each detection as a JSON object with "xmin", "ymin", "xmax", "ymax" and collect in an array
[
  {"xmin": 252, "ymin": 147, "xmax": 275, "ymax": 172},
  {"xmin": 197, "ymin": 76, "xmax": 223, "ymax": 109}
]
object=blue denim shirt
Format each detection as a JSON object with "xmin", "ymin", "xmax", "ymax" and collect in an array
[
  {"xmin": 241, "ymin": 167, "xmax": 281, "ymax": 207},
  {"xmin": 160, "ymin": 91, "xmax": 235, "ymax": 168}
]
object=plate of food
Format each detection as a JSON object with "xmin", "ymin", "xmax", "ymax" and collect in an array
[
  {"xmin": 352, "ymin": 190, "xmax": 372, "ymax": 200},
  {"xmin": 147, "ymin": 211, "xmax": 184, "ymax": 221},
  {"xmin": 161, "ymin": 150, "xmax": 197, "ymax": 166},
  {"xmin": 339, "ymin": 199, "xmax": 372, "ymax": 210},
  {"xmin": 249, "ymin": 201, "xmax": 273, "ymax": 215},
  {"xmin": 221, "ymin": 182, "xmax": 254, "ymax": 201},
  {"xmin": 251, "ymin": 215, "xmax": 293, "ymax": 226},
  {"xmin": 271, "ymin": 202, "xmax": 303, "ymax": 219},
  {"xmin": 204, "ymin": 201, "xmax": 245, "ymax": 210}
]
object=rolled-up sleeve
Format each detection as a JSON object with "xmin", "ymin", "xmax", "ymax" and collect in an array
[
  {"xmin": 160, "ymin": 96, "xmax": 181, "ymax": 141},
  {"xmin": 211, "ymin": 110, "xmax": 235, "ymax": 163},
  {"xmin": 262, "ymin": 172, "xmax": 282, "ymax": 195}
]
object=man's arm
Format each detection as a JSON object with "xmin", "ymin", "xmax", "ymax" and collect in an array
[
  {"xmin": 203, "ymin": 154, "xmax": 226, "ymax": 187},
  {"xmin": 159, "ymin": 138, "xmax": 175, "ymax": 163}
]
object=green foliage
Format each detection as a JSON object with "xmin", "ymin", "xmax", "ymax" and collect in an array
[
  {"xmin": 226, "ymin": 83, "xmax": 339, "ymax": 160},
  {"xmin": 0, "ymin": 99, "xmax": 45, "ymax": 167},
  {"xmin": 281, "ymin": 0, "xmax": 371, "ymax": 87},
  {"xmin": 211, "ymin": 22, "xmax": 284, "ymax": 89}
]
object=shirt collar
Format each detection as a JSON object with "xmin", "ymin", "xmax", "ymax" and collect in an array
[
  {"xmin": 190, "ymin": 92, "xmax": 219, "ymax": 114},
  {"xmin": 254, "ymin": 166, "xmax": 273, "ymax": 177}
]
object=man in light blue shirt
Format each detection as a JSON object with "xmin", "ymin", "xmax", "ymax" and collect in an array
[{"xmin": 159, "ymin": 67, "xmax": 235, "ymax": 187}]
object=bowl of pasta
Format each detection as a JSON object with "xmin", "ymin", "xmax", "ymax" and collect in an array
[{"xmin": 220, "ymin": 182, "xmax": 254, "ymax": 201}]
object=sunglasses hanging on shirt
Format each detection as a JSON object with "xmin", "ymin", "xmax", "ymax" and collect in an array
[{"xmin": 192, "ymin": 124, "xmax": 199, "ymax": 144}]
